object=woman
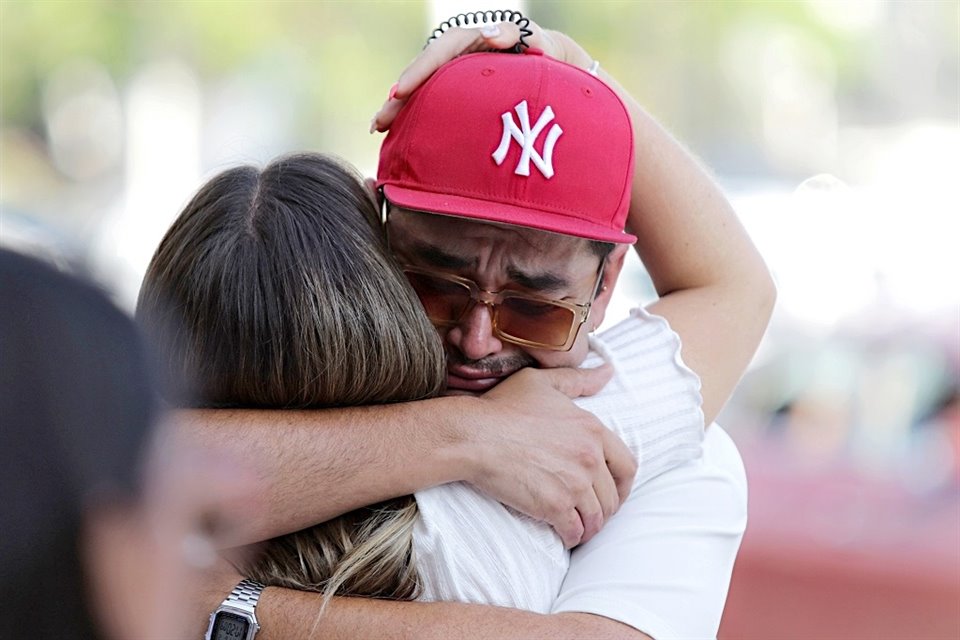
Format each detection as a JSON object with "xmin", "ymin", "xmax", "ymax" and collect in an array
[
  {"xmin": 136, "ymin": 152, "xmax": 446, "ymax": 607},
  {"xmin": 139, "ymin": 150, "xmax": 618, "ymax": 613}
]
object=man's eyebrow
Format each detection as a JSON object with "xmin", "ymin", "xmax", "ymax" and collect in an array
[
  {"xmin": 408, "ymin": 241, "xmax": 572, "ymax": 292},
  {"xmin": 410, "ymin": 242, "xmax": 473, "ymax": 270},
  {"xmin": 506, "ymin": 266, "xmax": 571, "ymax": 293}
]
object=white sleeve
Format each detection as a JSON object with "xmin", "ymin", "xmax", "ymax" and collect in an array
[
  {"xmin": 551, "ymin": 425, "xmax": 748, "ymax": 640},
  {"xmin": 580, "ymin": 306, "xmax": 705, "ymax": 488},
  {"xmin": 413, "ymin": 482, "xmax": 567, "ymax": 612}
]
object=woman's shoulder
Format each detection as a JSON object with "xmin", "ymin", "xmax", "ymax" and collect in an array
[{"xmin": 413, "ymin": 482, "xmax": 567, "ymax": 611}]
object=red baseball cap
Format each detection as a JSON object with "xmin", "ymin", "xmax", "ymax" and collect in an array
[{"xmin": 377, "ymin": 49, "xmax": 636, "ymax": 244}]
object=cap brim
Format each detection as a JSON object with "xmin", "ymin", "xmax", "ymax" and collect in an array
[{"xmin": 382, "ymin": 185, "xmax": 637, "ymax": 245}]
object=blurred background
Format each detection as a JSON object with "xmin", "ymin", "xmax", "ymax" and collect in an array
[{"xmin": 1, "ymin": 0, "xmax": 957, "ymax": 637}]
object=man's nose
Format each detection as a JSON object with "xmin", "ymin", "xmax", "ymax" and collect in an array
[{"xmin": 444, "ymin": 300, "xmax": 504, "ymax": 361}]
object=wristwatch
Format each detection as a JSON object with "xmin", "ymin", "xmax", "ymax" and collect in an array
[{"xmin": 205, "ymin": 578, "xmax": 266, "ymax": 640}]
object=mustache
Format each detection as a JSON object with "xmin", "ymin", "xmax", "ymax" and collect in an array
[{"xmin": 445, "ymin": 350, "xmax": 536, "ymax": 376}]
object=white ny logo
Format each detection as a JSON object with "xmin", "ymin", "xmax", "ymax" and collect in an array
[{"xmin": 492, "ymin": 100, "xmax": 564, "ymax": 179}]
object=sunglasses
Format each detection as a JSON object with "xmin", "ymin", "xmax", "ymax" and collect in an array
[
  {"xmin": 400, "ymin": 263, "xmax": 605, "ymax": 352},
  {"xmin": 381, "ymin": 195, "xmax": 605, "ymax": 351}
]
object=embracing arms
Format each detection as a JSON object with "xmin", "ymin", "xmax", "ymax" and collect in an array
[
  {"xmin": 194, "ymin": 425, "xmax": 748, "ymax": 640},
  {"xmin": 187, "ymin": 364, "xmax": 647, "ymax": 638},
  {"xmin": 180, "ymin": 365, "xmax": 633, "ymax": 549},
  {"xmin": 190, "ymin": 18, "xmax": 770, "ymax": 639}
]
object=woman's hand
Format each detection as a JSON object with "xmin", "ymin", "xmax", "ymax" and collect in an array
[{"xmin": 371, "ymin": 19, "xmax": 592, "ymax": 133}]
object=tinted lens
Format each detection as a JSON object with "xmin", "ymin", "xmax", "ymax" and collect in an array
[
  {"xmin": 498, "ymin": 295, "xmax": 577, "ymax": 348},
  {"xmin": 404, "ymin": 271, "xmax": 473, "ymax": 325}
]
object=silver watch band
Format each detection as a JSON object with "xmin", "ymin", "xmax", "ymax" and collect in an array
[
  {"xmin": 224, "ymin": 578, "xmax": 265, "ymax": 613},
  {"xmin": 205, "ymin": 578, "xmax": 266, "ymax": 640}
]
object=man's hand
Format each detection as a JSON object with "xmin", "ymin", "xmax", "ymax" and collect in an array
[
  {"xmin": 371, "ymin": 19, "xmax": 587, "ymax": 133},
  {"xmin": 460, "ymin": 365, "xmax": 637, "ymax": 548}
]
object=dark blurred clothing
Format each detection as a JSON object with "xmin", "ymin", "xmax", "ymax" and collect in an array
[{"xmin": 0, "ymin": 249, "xmax": 157, "ymax": 639}]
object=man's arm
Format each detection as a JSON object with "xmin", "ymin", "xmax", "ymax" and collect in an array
[
  {"xmin": 196, "ymin": 561, "xmax": 649, "ymax": 640},
  {"xmin": 263, "ymin": 598, "xmax": 647, "ymax": 640},
  {"xmin": 180, "ymin": 365, "xmax": 634, "ymax": 548},
  {"xmin": 195, "ymin": 428, "xmax": 744, "ymax": 640},
  {"xmin": 195, "ymin": 428, "xmax": 743, "ymax": 640}
]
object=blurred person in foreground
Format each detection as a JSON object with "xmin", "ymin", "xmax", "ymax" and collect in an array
[
  {"xmin": 173, "ymin": 18, "xmax": 774, "ymax": 640},
  {"xmin": 0, "ymin": 248, "xmax": 254, "ymax": 639}
]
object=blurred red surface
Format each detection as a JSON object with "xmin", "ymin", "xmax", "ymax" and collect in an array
[{"xmin": 719, "ymin": 441, "xmax": 960, "ymax": 640}]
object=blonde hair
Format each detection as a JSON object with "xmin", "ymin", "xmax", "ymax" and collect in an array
[
  {"xmin": 246, "ymin": 499, "xmax": 421, "ymax": 601},
  {"xmin": 137, "ymin": 152, "xmax": 446, "ymax": 612}
]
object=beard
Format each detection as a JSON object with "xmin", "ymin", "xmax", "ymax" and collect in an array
[{"xmin": 444, "ymin": 348, "xmax": 537, "ymax": 377}]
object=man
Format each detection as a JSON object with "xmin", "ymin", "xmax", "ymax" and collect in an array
[{"xmin": 192, "ymin": 22, "xmax": 774, "ymax": 640}]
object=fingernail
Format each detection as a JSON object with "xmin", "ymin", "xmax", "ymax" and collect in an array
[
  {"xmin": 388, "ymin": 82, "xmax": 398, "ymax": 101},
  {"xmin": 369, "ymin": 117, "xmax": 376, "ymax": 134},
  {"xmin": 481, "ymin": 25, "xmax": 500, "ymax": 37}
]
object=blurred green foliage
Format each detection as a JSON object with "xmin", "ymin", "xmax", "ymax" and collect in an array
[
  {"xmin": 1, "ymin": 1, "xmax": 427, "ymax": 137},
  {"xmin": 1, "ymin": 0, "xmax": 957, "ymax": 173}
]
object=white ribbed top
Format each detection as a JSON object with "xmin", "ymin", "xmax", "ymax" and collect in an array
[{"xmin": 413, "ymin": 307, "xmax": 705, "ymax": 610}]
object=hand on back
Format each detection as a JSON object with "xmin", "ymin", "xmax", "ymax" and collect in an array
[{"xmin": 461, "ymin": 365, "xmax": 637, "ymax": 548}]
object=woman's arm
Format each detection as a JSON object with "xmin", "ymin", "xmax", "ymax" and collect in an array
[{"xmin": 553, "ymin": 32, "xmax": 777, "ymax": 424}]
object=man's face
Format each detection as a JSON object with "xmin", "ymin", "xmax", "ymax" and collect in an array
[{"xmin": 388, "ymin": 208, "xmax": 627, "ymax": 395}]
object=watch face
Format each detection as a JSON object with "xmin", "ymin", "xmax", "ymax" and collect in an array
[{"xmin": 212, "ymin": 611, "xmax": 251, "ymax": 640}]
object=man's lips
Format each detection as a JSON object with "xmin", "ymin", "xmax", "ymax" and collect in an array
[
  {"xmin": 446, "ymin": 365, "xmax": 511, "ymax": 392},
  {"xmin": 443, "ymin": 351, "xmax": 535, "ymax": 394}
]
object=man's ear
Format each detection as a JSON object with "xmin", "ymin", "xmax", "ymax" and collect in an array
[
  {"xmin": 364, "ymin": 177, "xmax": 380, "ymax": 202},
  {"xmin": 588, "ymin": 243, "xmax": 631, "ymax": 330},
  {"xmin": 364, "ymin": 177, "xmax": 388, "ymax": 224}
]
